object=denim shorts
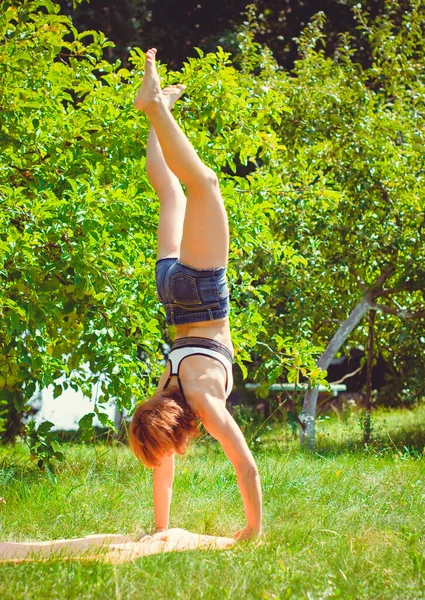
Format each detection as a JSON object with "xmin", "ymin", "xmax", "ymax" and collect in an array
[{"xmin": 155, "ymin": 258, "xmax": 230, "ymax": 326}]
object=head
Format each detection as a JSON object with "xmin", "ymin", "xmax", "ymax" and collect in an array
[{"xmin": 129, "ymin": 386, "xmax": 199, "ymax": 468}]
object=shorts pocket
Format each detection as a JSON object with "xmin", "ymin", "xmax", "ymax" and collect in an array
[{"xmin": 171, "ymin": 273, "xmax": 202, "ymax": 306}]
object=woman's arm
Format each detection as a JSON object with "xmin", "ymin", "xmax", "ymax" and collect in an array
[
  {"xmin": 153, "ymin": 453, "xmax": 174, "ymax": 531},
  {"xmin": 195, "ymin": 395, "xmax": 262, "ymax": 537}
]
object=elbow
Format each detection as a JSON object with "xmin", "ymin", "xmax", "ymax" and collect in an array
[
  {"xmin": 236, "ymin": 462, "xmax": 260, "ymax": 482},
  {"xmin": 203, "ymin": 167, "xmax": 219, "ymax": 188}
]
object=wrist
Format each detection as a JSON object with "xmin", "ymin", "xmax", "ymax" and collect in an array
[
  {"xmin": 233, "ymin": 524, "xmax": 262, "ymax": 541},
  {"xmin": 151, "ymin": 527, "xmax": 168, "ymax": 538},
  {"xmin": 247, "ymin": 524, "xmax": 262, "ymax": 535}
]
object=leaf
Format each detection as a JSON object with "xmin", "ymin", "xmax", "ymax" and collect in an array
[
  {"xmin": 251, "ymin": 313, "xmax": 263, "ymax": 325},
  {"xmin": 78, "ymin": 412, "xmax": 95, "ymax": 429},
  {"xmin": 238, "ymin": 363, "xmax": 248, "ymax": 380},
  {"xmin": 95, "ymin": 409, "xmax": 116, "ymax": 430},
  {"xmin": 2, "ymin": 299, "xmax": 26, "ymax": 319},
  {"xmin": 37, "ymin": 421, "xmax": 55, "ymax": 435}
]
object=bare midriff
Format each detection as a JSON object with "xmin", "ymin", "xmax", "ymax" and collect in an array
[{"xmin": 173, "ymin": 317, "xmax": 233, "ymax": 356}]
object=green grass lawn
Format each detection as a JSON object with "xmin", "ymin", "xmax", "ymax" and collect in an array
[{"xmin": 1, "ymin": 405, "xmax": 424, "ymax": 599}]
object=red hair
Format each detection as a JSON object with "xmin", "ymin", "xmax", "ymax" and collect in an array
[{"xmin": 129, "ymin": 386, "xmax": 199, "ymax": 468}]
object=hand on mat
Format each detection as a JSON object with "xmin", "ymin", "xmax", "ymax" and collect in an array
[
  {"xmin": 151, "ymin": 528, "xmax": 169, "ymax": 541},
  {"xmin": 233, "ymin": 526, "xmax": 261, "ymax": 541}
]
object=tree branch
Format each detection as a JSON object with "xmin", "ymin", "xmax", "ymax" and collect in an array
[
  {"xmin": 351, "ymin": 264, "xmax": 395, "ymax": 296},
  {"xmin": 329, "ymin": 365, "xmax": 363, "ymax": 386},
  {"xmin": 371, "ymin": 303, "xmax": 425, "ymax": 319},
  {"xmin": 373, "ymin": 264, "xmax": 396, "ymax": 289},
  {"xmin": 373, "ymin": 287, "xmax": 400, "ymax": 298}
]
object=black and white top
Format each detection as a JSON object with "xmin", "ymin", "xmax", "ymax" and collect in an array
[{"xmin": 163, "ymin": 337, "xmax": 233, "ymax": 400}]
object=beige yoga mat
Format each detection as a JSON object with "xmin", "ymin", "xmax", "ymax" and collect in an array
[{"xmin": 0, "ymin": 528, "xmax": 236, "ymax": 564}]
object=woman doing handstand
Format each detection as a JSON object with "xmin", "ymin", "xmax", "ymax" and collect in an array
[{"xmin": 129, "ymin": 49, "xmax": 262, "ymax": 540}]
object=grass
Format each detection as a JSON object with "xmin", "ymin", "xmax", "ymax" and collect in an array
[{"xmin": 0, "ymin": 405, "xmax": 424, "ymax": 599}]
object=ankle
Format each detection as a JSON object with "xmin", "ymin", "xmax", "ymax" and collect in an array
[{"xmin": 134, "ymin": 91, "xmax": 164, "ymax": 114}]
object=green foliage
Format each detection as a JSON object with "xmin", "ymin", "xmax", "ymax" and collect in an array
[
  {"xmin": 271, "ymin": 0, "xmax": 425, "ymax": 393},
  {"xmin": 172, "ymin": 0, "xmax": 425, "ymax": 400},
  {"xmin": 25, "ymin": 419, "xmax": 64, "ymax": 469},
  {"xmin": 0, "ymin": 0, "xmax": 424, "ymax": 449},
  {"xmin": 0, "ymin": 0, "xmax": 162, "ymax": 443}
]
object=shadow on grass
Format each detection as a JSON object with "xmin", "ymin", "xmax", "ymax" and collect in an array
[
  {"xmin": 315, "ymin": 423, "xmax": 425, "ymax": 458},
  {"xmin": 0, "ymin": 452, "xmax": 39, "ymax": 483},
  {"xmin": 244, "ymin": 406, "xmax": 425, "ymax": 459},
  {"xmin": 2, "ymin": 408, "xmax": 424, "ymax": 474},
  {"xmin": 0, "ymin": 427, "xmax": 120, "ymax": 481}
]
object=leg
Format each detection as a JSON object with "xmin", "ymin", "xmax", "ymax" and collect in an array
[
  {"xmin": 145, "ymin": 86, "xmax": 187, "ymax": 260},
  {"xmin": 135, "ymin": 49, "xmax": 229, "ymax": 269}
]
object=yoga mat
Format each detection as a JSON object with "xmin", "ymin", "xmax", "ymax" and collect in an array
[{"xmin": 0, "ymin": 529, "xmax": 236, "ymax": 564}]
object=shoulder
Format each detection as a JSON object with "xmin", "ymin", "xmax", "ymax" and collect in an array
[{"xmin": 184, "ymin": 387, "xmax": 226, "ymax": 421}]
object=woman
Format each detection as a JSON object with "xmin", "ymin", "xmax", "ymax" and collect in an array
[{"xmin": 130, "ymin": 49, "xmax": 262, "ymax": 540}]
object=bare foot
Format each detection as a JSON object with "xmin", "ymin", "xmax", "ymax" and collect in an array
[
  {"xmin": 134, "ymin": 48, "xmax": 162, "ymax": 112},
  {"xmin": 161, "ymin": 84, "xmax": 186, "ymax": 110}
]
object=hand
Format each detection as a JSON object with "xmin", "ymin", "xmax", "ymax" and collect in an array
[
  {"xmin": 151, "ymin": 528, "xmax": 169, "ymax": 541},
  {"xmin": 233, "ymin": 526, "xmax": 262, "ymax": 541}
]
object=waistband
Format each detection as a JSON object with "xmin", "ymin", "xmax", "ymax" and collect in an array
[{"xmin": 172, "ymin": 337, "xmax": 233, "ymax": 363}]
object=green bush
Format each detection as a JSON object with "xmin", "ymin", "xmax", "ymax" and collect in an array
[{"xmin": 0, "ymin": 0, "xmax": 424, "ymax": 456}]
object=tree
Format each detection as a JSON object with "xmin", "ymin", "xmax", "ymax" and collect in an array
[
  {"xmin": 244, "ymin": 4, "xmax": 425, "ymax": 447},
  {"xmin": 0, "ymin": 0, "xmax": 161, "ymax": 444},
  {"xmin": 1, "ymin": 0, "xmax": 423, "ymax": 458},
  {"xmin": 0, "ymin": 0, "xmax": 325, "ymax": 453}
]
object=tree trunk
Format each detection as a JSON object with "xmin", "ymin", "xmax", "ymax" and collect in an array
[
  {"xmin": 1, "ymin": 403, "xmax": 22, "ymax": 445},
  {"xmin": 363, "ymin": 309, "xmax": 376, "ymax": 444},
  {"xmin": 300, "ymin": 294, "xmax": 373, "ymax": 449}
]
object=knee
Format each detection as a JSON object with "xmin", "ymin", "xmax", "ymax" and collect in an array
[
  {"xmin": 194, "ymin": 166, "xmax": 219, "ymax": 191},
  {"xmin": 204, "ymin": 167, "xmax": 219, "ymax": 187}
]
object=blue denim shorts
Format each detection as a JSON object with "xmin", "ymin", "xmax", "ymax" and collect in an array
[{"xmin": 155, "ymin": 258, "xmax": 230, "ymax": 326}]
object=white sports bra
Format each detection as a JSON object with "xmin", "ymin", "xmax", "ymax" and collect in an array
[{"xmin": 163, "ymin": 337, "xmax": 233, "ymax": 399}]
